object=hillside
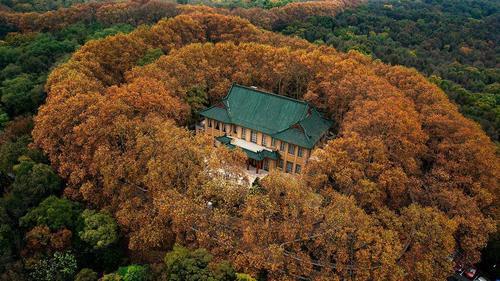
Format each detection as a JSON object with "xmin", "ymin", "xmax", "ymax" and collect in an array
[{"xmin": 0, "ymin": 1, "xmax": 498, "ymax": 280}]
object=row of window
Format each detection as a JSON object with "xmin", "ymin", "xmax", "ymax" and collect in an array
[
  {"xmin": 208, "ymin": 119, "xmax": 304, "ymax": 158},
  {"xmin": 280, "ymin": 142, "xmax": 303, "ymax": 157},
  {"xmin": 278, "ymin": 159, "xmax": 302, "ymax": 174}
]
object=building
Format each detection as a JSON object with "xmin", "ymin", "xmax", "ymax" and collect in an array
[{"xmin": 198, "ymin": 84, "xmax": 332, "ymax": 174}]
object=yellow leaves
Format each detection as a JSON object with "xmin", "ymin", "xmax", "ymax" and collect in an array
[
  {"xmin": 146, "ymin": 15, "xmax": 206, "ymax": 53},
  {"xmin": 310, "ymin": 193, "xmax": 403, "ymax": 280},
  {"xmin": 29, "ymin": 11, "xmax": 499, "ymax": 280},
  {"xmin": 398, "ymin": 204, "xmax": 459, "ymax": 280}
]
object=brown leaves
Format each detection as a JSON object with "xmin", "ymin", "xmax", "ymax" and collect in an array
[
  {"xmin": 398, "ymin": 204, "xmax": 458, "ymax": 281},
  {"xmin": 23, "ymin": 226, "xmax": 72, "ymax": 257},
  {"xmin": 0, "ymin": 0, "xmax": 363, "ymax": 34},
  {"xmin": 31, "ymin": 12, "xmax": 498, "ymax": 280},
  {"xmin": 313, "ymin": 194, "xmax": 403, "ymax": 281}
]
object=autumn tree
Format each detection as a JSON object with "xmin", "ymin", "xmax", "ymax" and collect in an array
[
  {"xmin": 0, "ymin": 0, "xmax": 363, "ymax": 34},
  {"xmin": 30, "ymin": 13, "xmax": 498, "ymax": 280},
  {"xmin": 396, "ymin": 204, "xmax": 458, "ymax": 281}
]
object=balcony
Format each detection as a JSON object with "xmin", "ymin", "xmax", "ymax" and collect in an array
[{"xmin": 215, "ymin": 135, "xmax": 279, "ymax": 162}]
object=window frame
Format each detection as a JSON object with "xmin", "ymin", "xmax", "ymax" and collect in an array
[
  {"xmin": 280, "ymin": 141, "xmax": 286, "ymax": 152},
  {"xmin": 262, "ymin": 134, "xmax": 267, "ymax": 146},
  {"xmin": 208, "ymin": 119, "xmax": 212, "ymax": 128},
  {"xmin": 286, "ymin": 161, "xmax": 293, "ymax": 173},
  {"xmin": 271, "ymin": 138, "xmax": 276, "ymax": 148},
  {"xmin": 278, "ymin": 159, "xmax": 284, "ymax": 169},
  {"xmin": 297, "ymin": 147, "xmax": 303, "ymax": 157},
  {"xmin": 250, "ymin": 130, "xmax": 258, "ymax": 143},
  {"xmin": 241, "ymin": 128, "xmax": 246, "ymax": 140},
  {"xmin": 288, "ymin": 144, "xmax": 295, "ymax": 155},
  {"xmin": 295, "ymin": 164, "xmax": 301, "ymax": 173}
]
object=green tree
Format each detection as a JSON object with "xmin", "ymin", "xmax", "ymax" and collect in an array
[
  {"xmin": 185, "ymin": 86, "xmax": 208, "ymax": 127},
  {"xmin": 100, "ymin": 273, "xmax": 122, "ymax": 281},
  {"xmin": 0, "ymin": 135, "xmax": 44, "ymax": 176},
  {"xmin": 75, "ymin": 268, "xmax": 98, "ymax": 281},
  {"xmin": 137, "ymin": 48, "xmax": 164, "ymax": 66},
  {"xmin": 29, "ymin": 251, "xmax": 77, "ymax": 281},
  {"xmin": 0, "ymin": 108, "xmax": 9, "ymax": 130},
  {"xmin": 20, "ymin": 196, "xmax": 82, "ymax": 231},
  {"xmin": 79, "ymin": 209, "xmax": 118, "ymax": 250},
  {"xmin": 117, "ymin": 265, "xmax": 150, "ymax": 281},
  {"xmin": 163, "ymin": 245, "xmax": 236, "ymax": 281},
  {"xmin": 4, "ymin": 156, "xmax": 62, "ymax": 218},
  {"xmin": 0, "ymin": 204, "xmax": 16, "ymax": 271},
  {"xmin": 0, "ymin": 74, "xmax": 42, "ymax": 116},
  {"xmin": 236, "ymin": 273, "xmax": 256, "ymax": 281},
  {"xmin": 87, "ymin": 24, "xmax": 134, "ymax": 41}
]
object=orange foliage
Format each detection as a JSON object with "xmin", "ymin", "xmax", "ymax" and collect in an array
[
  {"xmin": 0, "ymin": 0, "xmax": 364, "ymax": 32},
  {"xmin": 32, "ymin": 13, "xmax": 498, "ymax": 280}
]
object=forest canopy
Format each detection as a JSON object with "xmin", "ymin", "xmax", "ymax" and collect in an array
[
  {"xmin": 279, "ymin": 0, "xmax": 500, "ymax": 142},
  {"xmin": 27, "ymin": 13, "xmax": 498, "ymax": 281},
  {"xmin": 0, "ymin": 0, "xmax": 364, "ymax": 34}
]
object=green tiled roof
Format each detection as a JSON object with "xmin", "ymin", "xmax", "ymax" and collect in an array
[
  {"xmin": 201, "ymin": 84, "xmax": 333, "ymax": 149},
  {"xmin": 215, "ymin": 136, "xmax": 279, "ymax": 161},
  {"xmin": 260, "ymin": 150, "xmax": 278, "ymax": 160},
  {"xmin": 200, "ymin": 106, "xmax": 231, "ymax": 123},
  {"xmin": 215, "ymin": 135, "xmax": 232, "ymax": 145}
]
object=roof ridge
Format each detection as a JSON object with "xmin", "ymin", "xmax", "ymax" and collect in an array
[
  {"xmin": 298, "ymin": 122, "xmax": 313, "ymax": 146},
  {"xmin": 198, "ymin": 104, "xmax": 217, "ymax": 113},
  {"xmin": 222, "ymin": 98, "xmax": 233, "ymax": 123},
  {"xmin": 232, "ymin": 83, "xmax": 309, "ymax": 105}
]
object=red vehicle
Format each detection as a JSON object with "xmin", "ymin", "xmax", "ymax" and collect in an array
[{"xmin": 464, "ymin": 266, "xmax": 478, "ymax": 280}]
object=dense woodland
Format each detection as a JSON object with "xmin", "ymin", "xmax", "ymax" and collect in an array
[
  {"xmin": 280, "ymin": 0, "xmax": 500, "ymax": 142},
  {"xmin": 0, "ymin": 0, "xmax": 498, "ymax": 280},
  {"xmin": 0, "ymin": 0, "xmax": 95, "ymax": 12}
]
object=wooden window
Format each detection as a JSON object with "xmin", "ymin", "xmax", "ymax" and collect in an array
[
  {"xmin": 208, "ymin": 119, "xmax": 212, "ymax": 128},
  {"xmin": 241, "ymin": 128, "xmax": 246, "ymax": 140},
  {"xmin": 297, "ymin": 147, "xmax": 303, "ymax": 157},
  {"xmin": 251, "ymin": 130, "xmax": 257, "ymax": 143},
  {"xmin": 295, "ymin": 164, "xmax": 302, "ymax": 173},
  {"xmin": 262, "ymin": 134, "xmax": 267, "ymax": 146},
  {"xmin": 280, "ymin": 141, "xmax": 286, "ymax": 152},
  {"xmin": 288, "ymin": 144, "xmax": 295, "ymax": 155},
  {"xmin": 278, "ymin": 159, "xmax": 284, "ymax": 169},
  {"xmin": 223, "ymin": 123, "xmax": 228, "ymax": 133},
  {"xmin": 271, "ymin": 138, "xmax": 276, "ymax": 147},
  {"xmin": 286, "ymin": 161, "xmax": 293, "ymax": 173},
  {"xmin": 215, "ymin": 122, "xmax": 220, "ymax": 130},
  {"xmin": 233, "ymin": 125, "xmax": 237, "ymax": 134}
]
